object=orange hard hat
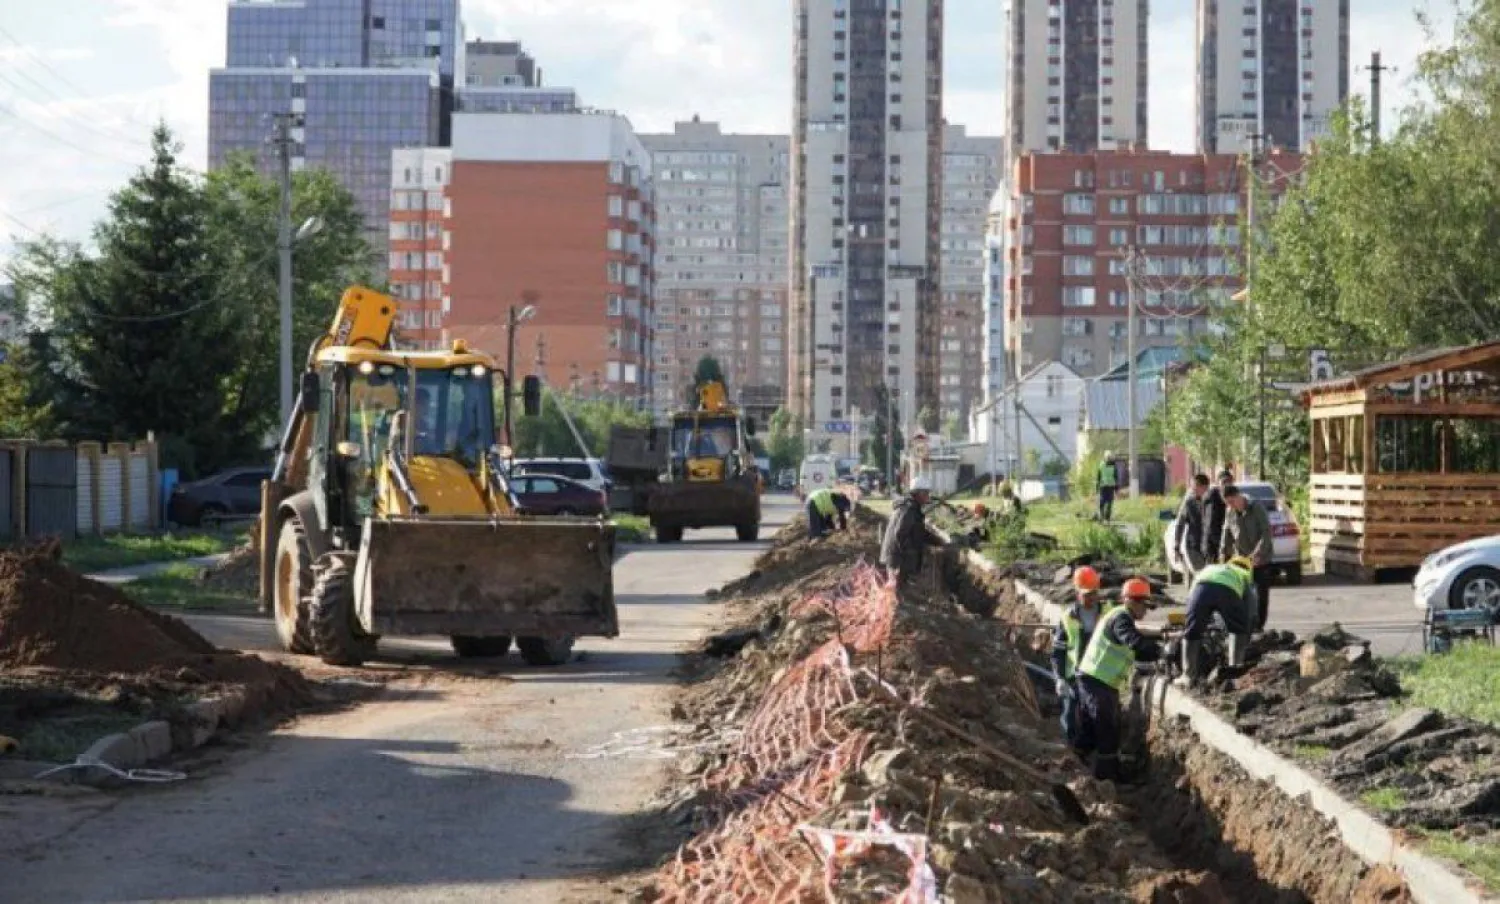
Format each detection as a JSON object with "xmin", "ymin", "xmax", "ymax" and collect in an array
[
  {"xmin": 1122, "ymin": 577, "xmax": 1152, "ymax": 600},
  {"xmin": 973, "ymin": 503, "xmax": 989, "ymax": 517},
  {"xmin": 1073, "ymin": 566, "xmax": 1101, "ymax": 591}
]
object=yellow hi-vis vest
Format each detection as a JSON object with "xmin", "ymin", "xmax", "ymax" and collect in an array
[
  {"xmin": 808, "ymin": 488, "xmax": 837, "ymax": 517},
  {"xmin": 1197, "ymin": 563, "xmax": 1250, "ymax": 596},
  {"xmin": 1079, "ymin": 607, "xmax": 1138, "ymax": 693}
]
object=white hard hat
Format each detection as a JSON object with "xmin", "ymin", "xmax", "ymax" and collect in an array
[{"xmin": 910, "ymin": 476, "xmax": 933, "ymax": 492}]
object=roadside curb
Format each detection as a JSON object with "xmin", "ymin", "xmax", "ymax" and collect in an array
[
  {"xmin": 969, "ymin": 548, "xmax": 1489, "ymax": 904},
  {"xmin": 36, "ymin": 688, "xmax": 250, "ymax": 789}
]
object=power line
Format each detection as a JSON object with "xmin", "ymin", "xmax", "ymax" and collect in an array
[
  {"xmin": 0, "ymin": 101, "xmax": 146, "ymax": 168},
  {"xmin": 0, "ymin": 66, "xmax": 152, "ymax": 152}
]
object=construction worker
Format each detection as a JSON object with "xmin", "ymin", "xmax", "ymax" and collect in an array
[
  {"xmin": 880, "ymin": 476, "xmax": 934, "ymax": 582},
  {"xmin": 1051, "ymin": 566, "xmax": 1106, "ymax": 751},
  {"xmin": 1096, "ymin": 452, "xmax": 1120, "ymax": 522},
  {"xmin": 1173, "ymin": 474, "xmax": 1212, "ymax": 582},
  {"xmin": 1176, "ymin": 556, "xmax": 1258, "ymax": 686},
  {"xmin": 805, "ymin": 486, "xmax": 851, "ymax": 539},
  {"xmin": 1221, "ymin": 485, "xmax": 1274, "ymax": 630},
  {"xmin": 1075, "ymin": 576, "xmax": 1162, "ymax": 782}
]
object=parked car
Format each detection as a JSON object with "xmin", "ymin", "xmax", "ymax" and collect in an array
[
  {"xmin": 168, "ymin": 466, "xmax": 272, "ymax": 527},
  {"xmin": 1164, "ymin": 481, "xmax": 1303, "ymax": 585},
  {"xmin": 775, "ymin": 469, "xmax": 796, "ymax": 491},
  {"xmin": 510, "ymin": 474, "xmax": 608, "ymax": 517},
  {"xmin": 1413, "ymin": 535, "xmax": 1500, "ymax": 613},
  {"xmin": 510, "ymin": 457, "xmax": 610, "ymax": 494}
]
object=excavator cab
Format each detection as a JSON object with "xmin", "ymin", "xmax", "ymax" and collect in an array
[
  {"xmin": 260, "ymin": 287, "xmax": 616, "ymax": 668},
  {"xmin": 647, "ymin": 380, "xmax": 762, "ymax": 543}
]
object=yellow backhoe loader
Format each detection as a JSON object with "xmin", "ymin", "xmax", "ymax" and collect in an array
[
  {"xmin": 257, "ymin": 287, "xmax": 616, "ymax": 666},
  {"xmin": 646, "ymin": 381, "xmax": 761, "ymax": 543}
]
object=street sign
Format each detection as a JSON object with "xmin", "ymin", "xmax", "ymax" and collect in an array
[{"xmin": 824, "ymin": 421, "xmax": 852, "ymax": 434}]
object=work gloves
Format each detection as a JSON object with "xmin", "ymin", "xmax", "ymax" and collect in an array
[{"xmin": 1054, "ymin": 678, "xmax": 1075, "ymax": 699}]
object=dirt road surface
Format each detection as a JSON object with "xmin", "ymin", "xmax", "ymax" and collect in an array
[{"xmin": 2, "ymin": 497, "xmax": 799, "ymax": 903}]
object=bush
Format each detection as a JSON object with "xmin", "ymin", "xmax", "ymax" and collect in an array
[{"xmin": 1071, "ymin": 449, "xmax": 1104, "ymax": 500}]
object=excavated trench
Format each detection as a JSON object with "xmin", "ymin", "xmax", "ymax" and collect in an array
[{"xmin": 941, "ymin": 551, "xmax": 1417, "ymax": 904}]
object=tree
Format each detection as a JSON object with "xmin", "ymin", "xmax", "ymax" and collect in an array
[
  {"xmin": 765, "ymin": 407, "xmax": 804, "ymax": 471},
  {"xmin": 10, "ymin": 126, "xmax": 241, "ymax": 475},
  {"xmin": 510, "ymin": 392, "xmax": 650, "ymax": 458},
  {"xmin": 865, "ymin": 383, "xmax": 904, "ymax": 476}
]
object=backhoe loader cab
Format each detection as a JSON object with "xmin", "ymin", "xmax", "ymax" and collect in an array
[{"xmin": 260, "ymin": 287, "xmax": 616, "ymax": 668}]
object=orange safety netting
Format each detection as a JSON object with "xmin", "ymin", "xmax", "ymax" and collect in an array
[{"xmin": 654, "ymin": 563, "xmax": 936, "ymax": 903}]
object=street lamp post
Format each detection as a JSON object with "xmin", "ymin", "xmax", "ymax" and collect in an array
[{"xmin": 504, "ymin": 302, "xmax": 537, "ymax": 447}]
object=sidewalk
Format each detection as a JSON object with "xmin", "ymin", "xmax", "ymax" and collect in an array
[{"xmin": 86, "ymin": 554, "xmax": 230, "ymax": 585}]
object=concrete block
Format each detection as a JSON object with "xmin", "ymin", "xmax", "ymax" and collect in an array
[
  {"xmin": 128, "ymin": 720, "xmax": 172, "ymax": 762},
  {"xmin": 83, "ymin": 732, "xmax": 144, "ymax": 770},
  {"xmin": 216, "ymin": 690, "xmax": 249, "ymax": 727},
  {"xmin": 183, "ymin": 699, "xmax": 224, "ymax": 747}
]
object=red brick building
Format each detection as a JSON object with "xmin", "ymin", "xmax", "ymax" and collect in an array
[
  {"xmin": 1000, "ymin": 149, "xmax": 1301, "ymax": 377},
  {"xmin": 438, "ymin": 113, "xmax": 655, "ymax": 405}
]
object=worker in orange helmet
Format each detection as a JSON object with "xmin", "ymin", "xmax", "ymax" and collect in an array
[
  {"xmin": 1050, "ymin": 565, "xmax": 1107, "ymax": 752},
  {"xmin": 1075, "ymin": 576, "xmax": 1163, "ymax": 782}
]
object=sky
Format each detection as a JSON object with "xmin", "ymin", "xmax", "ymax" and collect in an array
[{"xmin": 0, "ymin": 0, "xmax": 1450, "ymax": 269}]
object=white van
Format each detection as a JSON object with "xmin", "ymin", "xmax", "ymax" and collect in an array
[{"xmin": 798, "ymin": 455, "xmax": 838, "ymax": 499}]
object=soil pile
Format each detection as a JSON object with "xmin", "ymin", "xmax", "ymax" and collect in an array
[
  {"xmin": 1197, "ymin": 624, "xmax": 1500, "ymax": 837},
  {"xmin": 0, "ymin": 543, "xmax": 309, "ymax": 710},
  {"xmin": 650, "ymin": 509, "xmax": 1235, "ymax": 903}
]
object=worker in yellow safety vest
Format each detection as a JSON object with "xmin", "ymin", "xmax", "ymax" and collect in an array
[
  {"xmin": 1050, "ymin": 566, "xmax": 1109, "ymax": 752},
  {"xmin": 1074, "ymin": 577, "xmax": 1163, "ymax": 782},
  {"xmin": 1175, "ymin": 556, "xmax": 1258, "ymax": 687},
  {"xmin": 805, "ymin": 487, "xmax": 851, "ymax": 540}
]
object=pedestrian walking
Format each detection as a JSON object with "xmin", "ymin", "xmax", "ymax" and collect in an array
[
  {"xmin": 1051, "ymin": 566, "xmax": 1106, "ymax": 753},
  {"xmin": 1096, "ymin": 452, "xmax": 1120, "ymax": 521},
  {"xmin": 805, "ymin": 487, "xmax": 851, "ymax": 540},
  {"xmin": 1074, "ymin": 577, "xmax": 1162, "ymax": 782},
  {"xmin": 1221, "ymin": 485, "xmax": 1274, "ymax": 631}
]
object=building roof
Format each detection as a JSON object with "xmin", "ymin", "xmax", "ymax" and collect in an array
[
  {"xmin": 1098, "ymin": 346, "xmax": 1187, "ymax": 381},
  {"xmin": 1082, "ymin": 380, "xmax": 1163, "ymax": 431},
  {"xmin": 1302, "ymin": 339, "xmax": 1500, "ymax": 398}
]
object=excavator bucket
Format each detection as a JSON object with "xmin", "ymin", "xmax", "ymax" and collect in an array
[
  {"xmin": 648, "ymin": 477, "xmax": 760, "ymax": 531},
  {"xmin": 354, "ymin": 517, "xmax": 617, "ymax": 639}
]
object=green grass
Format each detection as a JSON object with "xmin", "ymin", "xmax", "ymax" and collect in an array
[
  {"xmin": 1360, "ymin": 787, "xmax": 1409, "ymax": 812},
  {"xmin": 611, "ymin": 514, "xmax": 650, "ymax": 543},
  {"xmin": 1292, "ymin": 743, "xmax": 1334, "ymax": 762},
  {"xmin": 1388, "ymin": 643, "xmax": 1500, "ymax": 728},
  {"xmin": 60, "ymin": 530, "xmax": 241, "ymax": 574},
  {"xmin": 14, "ymin": 712, "xmax": 144, "ymax": 763},
  {"xmin": 120, "ymin": 562, "xmax": 255, "ymax": 611},
  {"xmin": 1423, "ymin": 831, "xmax": 1500, "ymax": 890}
]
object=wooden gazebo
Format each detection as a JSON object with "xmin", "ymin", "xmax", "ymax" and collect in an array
[{"xmin": 1304, "ymin": 340, "xmax": 1500, "ymax": 578}]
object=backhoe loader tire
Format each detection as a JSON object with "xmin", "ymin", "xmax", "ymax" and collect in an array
[
  {"xmin": 273, "ymin": 518, "xmax": 315, "ymax": 654},
  {"xmin": 736, "ymin": 523, "xmax": 759, "ymax": 542},
  {"xmin": 310, "ymin": 553, "xmax": 375, "ymax": 667},
  {"xmin": 517, "ymin": 636, "xmax": 575, "ymax": 667},
  {"xmin": 655, "ymin": 525, "xmax": 683, "ymax": 544},
  {"xmin": 451, "ymin": 635, "xmax": 512, "ymax": 658}
]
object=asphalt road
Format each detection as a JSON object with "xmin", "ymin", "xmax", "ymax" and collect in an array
[{"xmin": 3, "ymin": 497, "xmax": 797, "ymax": 903}]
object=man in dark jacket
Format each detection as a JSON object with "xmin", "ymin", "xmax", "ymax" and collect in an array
[
  {"xmin": 1222, "ymin": 485, "xmax": 1275, "ymax": 630},
  {"xmin": 1201, "ymin": 469, "xmax": 1233, "ymax": 562},
  {"xmin": 880, "ymin": 477, "xmax": 933, "ymax": 581},
  {"xmin": 1173, "ymin": 474, "xmax": 1211, "ymax": 580}
]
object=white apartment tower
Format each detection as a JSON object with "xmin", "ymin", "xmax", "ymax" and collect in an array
[
  {"xmin": 642, "ymin": 120, "xmax": 791, "ymax": 417},
  {"xmin": 1005, "ymin": 0, "xmax": 1148, "ymax": 156},
  {"xmin": 1196, "ymin": 0, "xmax": 1350, "ymax": 153},
  {"xmin": 790, "ymin": 0, "xmax": 944, "ymax": 441},
  {"xmin": 939, "ymin": 126, "xmax": 1005, "ymax": 428}
]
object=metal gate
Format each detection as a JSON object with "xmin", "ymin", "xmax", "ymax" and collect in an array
[
  {"xmin": 76, "ymin": 451, "xmax": 94, "ymax": 535},
  {"xmin": 0, "ymin": 449, "xmax": 13, "ymax": 539},
  {"xmin": 26, "ymin": 447, "xmax": 76, "ymax": 539},
  {"xmin": 128, "ymin": 452, "xmax": 150, "ymax": 530}
]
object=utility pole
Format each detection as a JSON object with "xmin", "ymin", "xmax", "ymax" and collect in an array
[
  {"xmin": 1368, "ymin": 51, "xmax": 1391, "ymax": 145},
  {"xmin": 1126, "ymin": 248, "xmax": 1140, "ymax": 498},
  {"xmin": 1244, "ymin": 134, "xmax": 1267, "ymax": 476},
  {"xmin": 269, "ymin": 112, "xmax": 301, "ymax": 427}
]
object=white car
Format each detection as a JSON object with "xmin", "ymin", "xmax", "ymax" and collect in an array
[
  {"xmin": 510, "ymin": 458, "xmax": 610, "ymax": 494},
  {"xmin": 1164, "ymin": 481, "xmax": 1304, "ymax": 585},
  {"xmin": 1413, "ymin": 535, "xmax": 1500, "ymax": 612}
]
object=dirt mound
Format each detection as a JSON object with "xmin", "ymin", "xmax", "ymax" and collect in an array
[{"xmin": 0, "ymin": 544, "xmax": 309, "ymax": 712}]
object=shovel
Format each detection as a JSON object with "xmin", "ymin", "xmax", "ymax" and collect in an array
[{"xmin": 863, "ymin": 676, "xmax": 1091, "ymax": 825}]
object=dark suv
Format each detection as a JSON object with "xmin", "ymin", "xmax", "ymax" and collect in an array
[{"xmin": 168, "ymin": 466, "xmax": 272, "ymax": 527}]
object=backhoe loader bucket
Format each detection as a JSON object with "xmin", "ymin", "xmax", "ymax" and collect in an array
[
  {"xmin": 648, "ymin": 478, "xmax": 760, "ymax": 530},
  {"xmin": 354, "ymin": 517, "xmax": 617, "ymax": 639}
]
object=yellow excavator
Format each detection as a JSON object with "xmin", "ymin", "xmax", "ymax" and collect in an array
[
  {"xmin": 257, "ymin": 286, "xmax": 616, "ymax": 666},
  {"xmin": 646, "ymin": 381, "xmax": 761, "ymax": 543}
]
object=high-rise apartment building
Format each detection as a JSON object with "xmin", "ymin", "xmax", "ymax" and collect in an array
[
  {"xmin": 388, "ymin": 147, "xmax": 451, "ymax": 349},
  {"xmin": 209, "ymin": 0, "xmax": 462, "ymax": 255},
  {"xmin": 1196, "ymin": 0, "xmax": 1349, "ymax": 153},
  {"xmin": 790, "ymin": 0, "xmax": 944, "ymax": 443},
  {"xmin": 939, "ymin": 126, "xmax": 1005, "ymax": 428},
  {"xmin": 641, "ymin": 120, "xmax": 790, "ymax": 416},
  {"xmin": 1005, "ymin": 0, "xmax": 1148, "ymax": 156},
  {"xmin": 441, "ymin": 113, "xmax": 655, "ymax": 407},
  {"xmin": 999, "ymin": 149, "xmax": 1300, "ymax": 377}
]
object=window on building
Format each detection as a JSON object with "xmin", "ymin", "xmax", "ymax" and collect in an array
[
  {"xmin": 1063, "ymin": 225, "xmax": 1095, "ymax": 245},
  {"xmin": 1063, "ymin": 193, "xmax": 1095, "ymax": 215},
  {"xmin": 1063, "ymin": 286, "xmax": 1096, "ymax": 307},
  {"xmin": 1062, "ymin": 256, "xmax": 1095, "ymax": 277}
]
